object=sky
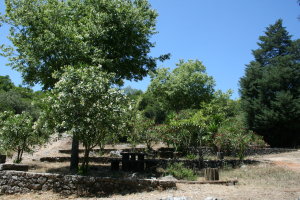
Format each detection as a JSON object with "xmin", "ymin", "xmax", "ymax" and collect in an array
[{"xmin": 1, "ymin": 0, "xmax": 300, "ymax": 99}]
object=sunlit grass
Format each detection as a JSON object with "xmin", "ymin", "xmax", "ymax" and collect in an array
[{"xmin": 220, "ymin": 163, "xmax": 300, "ymax": 189}]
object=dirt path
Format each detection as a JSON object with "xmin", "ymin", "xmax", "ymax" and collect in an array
[{"xmin": 249, "ymin": 150, "xmax": 300, "ymax": 172}]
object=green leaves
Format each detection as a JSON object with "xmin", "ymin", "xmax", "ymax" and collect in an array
[
  {"xmin": 214, "ymin": 123, "xmax": 267, "ymax": 160},
  {"xmin": 41, "ymin": 64, "xmax": 128, "ymax": 168},
  {"xmin": 0, "ymin": 111, "xmax": 42, "ymax": 162},
  {"xmin": 147, "ymin": 59, "xmax": 215, "ymax": 112},
  {"xmin": 1, "ymin": 0, "xmax": 169, "ymax": 90}
]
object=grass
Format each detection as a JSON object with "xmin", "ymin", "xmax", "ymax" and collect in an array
[{"xmin": 220, "ymin": 163, "xmax": 300, "ymax": 189}]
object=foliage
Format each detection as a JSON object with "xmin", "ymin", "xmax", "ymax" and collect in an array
[
  {"xmin": 147, "ymin": 59, "xmax": 215, "ymax": 111},
  {"xmin": 123, "ymin": 86, "xmax": 143, "ymax": 101},
  {"xmin": 153, "ymin": 123, "xmax": 175, "ymax": 147},
  {"xmin": 169, "ymin": 109, "xmax": 209, "ymax": 153},
  {"xmin": 129, "ymin": 115, "xmax": 158, "ymax": 150},
  {"xmin": 40, "ymin": 65, "xmax": 128, "ymax": 171},
  {"xmin": 0, "ymin": 111, "xmax": 46, "ymax": 163},
  {"xmin": 138, "ymin": 92, "xmax": 168, "ymax": 124},
  {"xmin": 239, "ymin": 19, "xmax": 300, "ymax": 147},
  {"xmin": 78, "ymin": 165, "xmax": 90, "ymax": 176},
  {"xmin": 0, "ymin": 75, "xmax": 14, "ymax": 92},
  {"xmin": 0, "ymin": 76, "xmax": 43, "ymax": 120},
  {"xmin": 187, "ymin": 152, "xmax": 196, "ymax": 160},
  {"xmin": 166, "ymin": 163, "xmax": 197, "ymax": 181},
  {"xmin": 210, "ymin": 89, "xmax": 241, "ymax": 118},
  {"xmin": 1, "ymin": 0, "xmax": 170, "ymax": 90},
  {"xmin": 215, "ymin": 122, "xmax": 267, "ymax": 160}
]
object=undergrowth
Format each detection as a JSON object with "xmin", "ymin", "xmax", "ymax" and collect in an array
[{"xmin": 166, "ymin": 163, "xmax": 197, "ymax": 181}]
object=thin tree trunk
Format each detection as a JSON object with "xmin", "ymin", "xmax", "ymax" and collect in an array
[
  {"xmin": 82, "ymin": 146, "xmax": 90, "ymax": 172},
  {"xmin": 70, "ymin": 136, "xmax": 79, "ymax": 171},
  {"xmin": 17, "ymin": 148, "xmax": 21, "ymax": 162}
]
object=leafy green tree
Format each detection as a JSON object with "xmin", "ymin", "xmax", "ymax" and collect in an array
[
  {"xmin": 239, "ymin": 19, "xmax": 300, "ymax": 147},
  {"xmin": 0, "ymin": 87, "xmax": 41, "ymax": 121},
  {"xmin": 210, "ymin": 89, "xmax": 241, "ymax": 118},
  {"xmin": 123, "ymin": 85, "xmax": 143, "ymax": 101},
  {"xmin": 1, "ymin": 0, "xmax": 170, "ymax": 90},
  {"xmin": 1, "ymin": 0, "xmax": 169, "ymax": 170},
  {"xmin": 129, "ymin": 114, "xmax": 158, "ymax": 151},
  {"xmin": 39, "ymin": 65, "xmax": 128, "ymax": 173},
  {"xmin": 138, "ymin": 92, "xmax": 168, "ymax": 124},
  {"xmin": 147, "ymin": 59, "xmax": 215, "ymax": 112},
  {"xmin": 0, "ymin": 111, "xmax": 46, "ymax": 163},
  {"xmin": 0, "ymin": 75, "xmax": 14, "ymax": 92}
]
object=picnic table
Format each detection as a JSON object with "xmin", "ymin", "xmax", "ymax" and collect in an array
[
  {"xmin": 120, "ymin": 152, "xmax": 147, "ymax": 172},
  {"xmin": 110, "ymin": 152, "xmax": 158, "ymax": 172}
]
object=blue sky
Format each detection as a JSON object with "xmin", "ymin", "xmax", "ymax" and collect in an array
[{"xmin": 1, "ymin": 0, "xmax": 300, "ymax": 99}]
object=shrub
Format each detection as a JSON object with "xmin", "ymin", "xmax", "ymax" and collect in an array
[{"xmin": 166, "ymin": 163, "xmax": 197, "ymax": 181}]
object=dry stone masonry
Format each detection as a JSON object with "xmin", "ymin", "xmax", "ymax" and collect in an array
[{"xmin": 0, "ymin": 170, "xmax": 176, "ymax": 195}]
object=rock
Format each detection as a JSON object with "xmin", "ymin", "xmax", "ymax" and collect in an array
[
  {"xmin": 159, "ymin": 196, "xmax": 194, "ymax": 200},
  {"xmin": 37, "ymin": 177, "xmax": 47, "ymax": 185},
  {"xmin": 203, "ymin": 197, "xmax": 225, "ymax": 200},
  {"xmin": 129, "ymin": 172, "xmax": 139, "ymax": 179},
  {"xmin": 110, "ymin": 150, "xmax": 122, "ymax": 157},
  {"xmin": 160, "ymin": 175, "xmax": 178, "ymax": 181}
]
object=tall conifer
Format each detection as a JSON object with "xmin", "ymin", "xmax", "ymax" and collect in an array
[{"xmin": 239, "ymin": 19, "xmax": 300, "ymax": 147}]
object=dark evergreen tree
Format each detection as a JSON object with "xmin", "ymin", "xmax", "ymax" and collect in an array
[{"xmin": 239, "ymin": 19, "xmax": 300, "ymax": 147}]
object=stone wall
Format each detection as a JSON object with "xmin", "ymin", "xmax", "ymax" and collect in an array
[
  {"xmin": 0, "ymin": 171, "xmax": 176, "ymax": 195},
  {"xmin": 148, "ymin": 158, "xmax": 263, "ymax": 170},
  {"xmin": 188, "ymin": 147, "xmax": 297, "ymax": 157}
]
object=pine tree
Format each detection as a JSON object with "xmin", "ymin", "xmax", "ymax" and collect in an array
[{"xmin": 239, "ymin": 19, "xmax": 300, "ymax": 147}]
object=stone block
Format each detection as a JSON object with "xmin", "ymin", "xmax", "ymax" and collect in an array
[
  {"xmin": 37, "ymin": 177, "xmax": 47, "ymax": 185},
  {"xmin": 0, "ymin": 164, "xmax": 29, "ymax": 171}
]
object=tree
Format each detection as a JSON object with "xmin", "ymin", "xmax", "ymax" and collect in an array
[
  {"xmin": 1, "ymin": 0, "xmax": 169, "ymax": 170},
  {"xmin": 239, "ymin": 19, "xmax": 300, "ymax": 147},
  {"xmin": 1, "ymin": 0, "xmax": 170, "ymax": 90},
  {"xmin": 123, "ymin": 85, "xmax": 143, "ymax": 101},
  {"xmin": 0, "ymin": 75, "xmax": 14, "ymax": 92},
  {"xmin": 147, "ymin": 59, "xmax": 215, "ymax": 112},
  {"xmin": 138, "ymin": 92, "xmax": 168, "ymax": 124},
  {"xmin": 0, "ymin": 111, "xmax": 45, "ymax": 163},
  {"xmin": 0, "ymin": 76, "xmax": 41, "ymax": 120},
  {"xmin": 40, "ymin": 65, "xmax": 128, "ymax": 173}
]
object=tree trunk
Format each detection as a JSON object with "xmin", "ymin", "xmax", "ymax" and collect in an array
[
  {"xmin": 81, "ymin": 146, "xmax": 90, "ymax": 173},
  {"xmin": 70, "ymin": 136, "xmax": 79, "ymax": 171}
]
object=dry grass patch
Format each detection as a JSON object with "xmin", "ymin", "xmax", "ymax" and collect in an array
[{"xmin": 220, "ymin": 163, "xmax": 300, "ymax": 189}]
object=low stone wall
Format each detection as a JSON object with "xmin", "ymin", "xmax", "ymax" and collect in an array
[
  {"xmin": 188, "ymin": 147, "xmax": 297, "ymax": 157},
  {"xmin": 39, "ymin": 156, "xmax": 121, "ymax": 163},
  {"xmin": 0, "ymin": 171, "xmax": 176, "ymax": 195},
  {"xmin": 0, "ymin": 164, "xmax": 29, "ymax": 171},
  {"xmin": 149, "ymin": 159, "xmax": 262, "ymax": 169},
  {"xmin": 58, "ymin": 148, "xmax": 146, "ymax": 154}
]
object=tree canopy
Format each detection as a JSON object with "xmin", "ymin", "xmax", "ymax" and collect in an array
[
  {"xmin": 147, "ymin": 59, "xmax": 215, "ymax": 111},
  {"xmin": 239, "ymin": 19, "xmax": 300, "ymax": 147},
  {"xmin": 40, "ymin": 64, "xmax": 128, "ymax": 172},
  {"xmin": 1, "ymin": 0, "xmax": 170, "ymax": 90}
]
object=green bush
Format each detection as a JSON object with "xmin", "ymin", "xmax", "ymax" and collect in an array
[{"xmin": 166, "ymin": 163, "xmax": 197, "ymax": 181}]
